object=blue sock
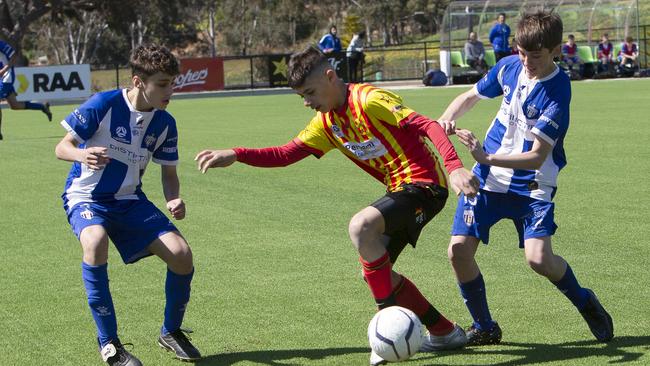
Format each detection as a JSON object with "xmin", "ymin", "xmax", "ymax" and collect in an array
[
  {"xmin": 82, "ymin": 262, "xmax": 118, "ymax": 348},
  {"xmin": 162, "ymin": 268, "xmax": 194, "ymax": 335},
  {"xmin": 24, "ymin": 101, "xmax": 44, "ymax": 111},
  {"xmin": 459, "ymin": 273, "xmax": 495, "ymax": 331},
  {"xmin": 551, "ymin": 264, "xmax": 590, "ymax": 310}
]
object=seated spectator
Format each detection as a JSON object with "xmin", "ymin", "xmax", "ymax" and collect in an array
[
  {"xmin": 318, "ymin": 25, "xmax": 342, "ymax": 55},
  {"xmin": 597, "ymin": 33, "xmax": 614, "ymax": 74},
  {"xmin": 464, "ymin": 32, "xmax": 487, "ymax": 73},
  {"xmin": 617, "ymin": 36, "xmax": 639, "ymax": 76},
  {"xmin": 562, "ymin": 34, "xmax": 583, "ymax": 76}
]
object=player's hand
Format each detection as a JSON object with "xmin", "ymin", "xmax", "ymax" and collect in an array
[
  {"xmin": 437, "ymin": 119, "xmax": 457, "ymax": 135},
  {"xmin": 166, "ymin": 198, "xmax": 186, "ymax": 220},
  {"xmin": 194, "ymin": 149, "xmax": 237, "ymax": 173},
  {"xmin": 82, "ymin": 147, "xmax": 110, "ymax": 170},
  {"xmin": 456, "ymin": 128, "xmax": 489, "ymax": 164},
  {"xmin": 449, "ymin": 168, "xmax": 480, "ymax": 198}
]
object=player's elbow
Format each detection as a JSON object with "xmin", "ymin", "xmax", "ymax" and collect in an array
[{"xmin": 529, "ymin": 154, "xmax": 546, "ymax": 170}]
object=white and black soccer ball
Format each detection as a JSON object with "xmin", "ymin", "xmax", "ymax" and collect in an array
[{"xmin": 368, "ymin": 306, "xmax": 423, "ymax": 362}]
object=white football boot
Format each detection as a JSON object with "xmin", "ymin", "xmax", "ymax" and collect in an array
[{"xmin": 419, "ymin": 323, "xmax": 468, "ymax": 352}]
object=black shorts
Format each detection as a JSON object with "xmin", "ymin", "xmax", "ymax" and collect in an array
[{"xmin": 371, "ymin": 183, "xmax": 448, "ymax": 263}]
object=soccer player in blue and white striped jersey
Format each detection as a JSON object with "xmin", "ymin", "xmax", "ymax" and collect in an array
[
  {"xmin": 437, "ymin": 11, "xmax": 614, "ymax": 346},
  {"xmin": 0, "ymin": 39, "xmax": 51, "ymax": 140},
  {"xmin": 55, "ymin": 44, "xmax": 200, "ymax": 366}
]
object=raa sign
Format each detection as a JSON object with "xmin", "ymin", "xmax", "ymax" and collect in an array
[{"xmin": 13, "ymin": 64, "xmax": 91, "ymax": 101}]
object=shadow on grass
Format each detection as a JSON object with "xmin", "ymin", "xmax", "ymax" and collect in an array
[
  {"xmin": 415, "ymin": 336, "xmax": 650, "ymax": 365},
  {"xmin": 196, "ymin": 346, "xmax": 368, "ymax": 366}
]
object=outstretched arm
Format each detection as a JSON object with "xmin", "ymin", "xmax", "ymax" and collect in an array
[
  {"xmin": 437, "ymin": 89, "xmax": 482, "ymax": 135},
  {"xmin": 195, "ymin": 139, "xmax": 313, "ymax": 173},
  {"xmin": 404, "ymin": 113, "xmax": 479, "ymax": 197}
]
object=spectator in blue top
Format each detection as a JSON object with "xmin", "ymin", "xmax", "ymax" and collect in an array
[
  {"xmin": 489, "ymin": 13, "xmax": 511, "ymax": 62},
  {"xmin": 319, "ymin": 25, "xmax": 342, "ymax": 55}
]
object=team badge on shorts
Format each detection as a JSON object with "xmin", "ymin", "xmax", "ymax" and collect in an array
[
  {"xmin": 463, "ymin": 209, "xmax": 475, "ymax": 226},
  {"xmin": 80, "ymin": 204, "xmax": 94, "ymax": 220},
  {"xmin": 414, "ymin": 207, "xmax": 425, "ymax": 224}
]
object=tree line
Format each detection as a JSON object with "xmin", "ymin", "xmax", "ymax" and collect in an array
[{"xmin": 0, "ymin": 0, "xmax": 451, "ymax": 66}]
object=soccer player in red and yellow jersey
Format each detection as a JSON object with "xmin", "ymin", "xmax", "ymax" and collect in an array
[{"xmin": 196, "ymin": 46, "xmax": 479, "ymax": 365}]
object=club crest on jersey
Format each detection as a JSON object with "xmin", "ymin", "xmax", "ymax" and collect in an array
[
  {"xmin": 144, "ymin": 134, "xmax": 156, "ymax": 148},
  {"xmin": 526, "ymin": 104, "xmax": 539, "ymax": 119}
]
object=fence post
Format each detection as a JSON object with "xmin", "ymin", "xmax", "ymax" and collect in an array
[
  {"xmin": 115, "ymin": 64, "xmax": 119, "ymax": 89},
  {"xmin": 423, "ymin": 42, "xmax": 428, "ymax": 77},
  {"xmin": 250, "ymin": 57, "xmax": 254, "ymax": 89}
]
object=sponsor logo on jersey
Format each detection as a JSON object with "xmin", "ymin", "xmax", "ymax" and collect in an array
[
  {"xmin": 73, "ymin": 108, "xmax": 87, "ymax": 124},
  {"xmin": 342, "ymin": 138, "xmax": 387, "ymax": 160},
  {"xmin": 116, "ymin": 126, "xmax": 127, "ymax": 138},
  {"xmin": 539, "ymin": 115, "xmax": 559, "ymax": 129},
  {"xmin": 503, "ymin": 85, "xmax": 511, "ymax": 97}
]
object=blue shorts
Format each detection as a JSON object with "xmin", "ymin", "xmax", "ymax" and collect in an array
[
  {"xmin": 0, "ymin": 82, "xmax": 15, "ymax": 99},
  {"xmin": 451, "ymin": 190, "xmax": 557, "ymax": 248},
  {"xmin": 67, "ymin": 200, "xmax": 178, "ymax": 264}
]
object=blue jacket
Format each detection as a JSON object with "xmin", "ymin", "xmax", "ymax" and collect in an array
[
  {"xmin": 318, "ymin": 33, "xmax": 341, "ymax": 53},
  {"xmin": 489, "ymin": 23, "xmax": 511, "ymax": 52}
]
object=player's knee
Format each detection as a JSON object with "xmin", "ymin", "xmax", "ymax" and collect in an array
[
  {"xmin": 526, "ymin": 256, "xmax": 552, "ymax": 277},
  {"xmin": 448, "ymin": 241, "xmax": 473, "ymax": 264},
  {"xmin": 348, "ymin": 213, "xmax": 381, "ymax": 245},
  {"xmin": 170, "ymin": 244, "xmax": 193, "ymax": 273}
]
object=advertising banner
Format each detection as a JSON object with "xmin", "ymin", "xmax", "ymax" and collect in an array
[
  {"xmin": 13, "ymin": 64, "xmax": 91, "ymax": 101},
  {"xmin": 174, "ymin": 57, "xmax": 225, "ymax": 92}
]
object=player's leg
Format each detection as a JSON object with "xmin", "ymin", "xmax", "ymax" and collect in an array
[
  {"xmin": 353, "ymin": 184, "xmax": 465, "ymax": 356},
  {"xmin": 524, "ymin": 236, "xmax": 613, "ymax": 342},
  {"xmin": 148, "ymin": 231, "xmax": 201, "ymax": 361},
  {"xmin": 79, "ymin": 225, "xmax": 140, "ymax": 366},
  {"xmin": 449, "ymin": 191, "xmax": 502, "ymax": 345},
  {"xmin": 69, "ymin": 201, "xmax": 141, "ymax": 366},
  {"xmin": 5, "ymin": 92, "xmax": 52, "ymax": 121}
]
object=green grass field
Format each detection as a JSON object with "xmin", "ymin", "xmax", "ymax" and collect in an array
[{"xmin": 1, "ymin": 79, "xmax": 649, "ymax": 366}]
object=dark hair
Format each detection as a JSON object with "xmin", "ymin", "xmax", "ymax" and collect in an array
[
  {"xmin": 498, "ymin": 13, "xmax": 506, "ymax": 19},
  {"xmin": 358, "ymin": 31, "xmax": 366, "ymax": 39},
  {"xmin": 287, "ymin": 46, "xmax": 330, "ymax": 88},
  {"xmin": 130, "ymin": 44, "xmax": 179, "ymax": 80},
  {"xmin": 625, "ymin": 36, "xmax": 634, "ymax": 42},
  {"xmin": 568, "ymin": 34, "xmax": 575, "ymax": 39},
  {"xmin": 516, "ymin": 11, "xmax": 563, "ymax": 52}
]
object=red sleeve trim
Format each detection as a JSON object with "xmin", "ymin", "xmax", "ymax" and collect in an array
[
  {"xmin": 400, "ymin": 112, "xmax": 464, "ymax": 174},
  {"xmin": 233, "ymin": 140, "xmax": 312, "ymax": 167}
]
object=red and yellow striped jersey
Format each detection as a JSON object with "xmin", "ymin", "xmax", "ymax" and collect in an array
[{"xmin": 293, "ymin": 83, "xmax": 462, "ymax": 192}]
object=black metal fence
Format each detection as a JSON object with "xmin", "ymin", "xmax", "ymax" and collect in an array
[{"xmin": 90, "ymin": 24, "xmax": 648, "ymax": 91}]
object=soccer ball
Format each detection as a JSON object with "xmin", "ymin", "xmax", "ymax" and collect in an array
[{"xmin": 368, "ymin": 306, "xmax": 423, "ymax": 362}]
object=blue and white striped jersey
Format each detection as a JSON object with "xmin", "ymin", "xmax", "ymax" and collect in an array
[
  {"xmin": 472, "ymin": 55, "xmax": 570, "ymax": 202},
  {"xmin": 61, "ymin": 89, "xmax": 179, "ymax": 211},
  {"xmin": 0, "ymin": 40, "xmax": 15, "ymax": 84}
]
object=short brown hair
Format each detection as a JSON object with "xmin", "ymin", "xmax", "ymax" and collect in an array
[
  {"xmin": 516, "ymin": 11, "xmax": 563, "ymax": 52},
  {"xmin": 287, "ymin": 46, "xmax": 330, "ymax": 88},
  {"xmin": 130, "ymin": 44, "xmax": 180, "ymax": 80}
]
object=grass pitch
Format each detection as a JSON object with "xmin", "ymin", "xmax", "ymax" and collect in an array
[{"xmin": 0, "ymin": 78, "xmax": 649, "ymax": 365}]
